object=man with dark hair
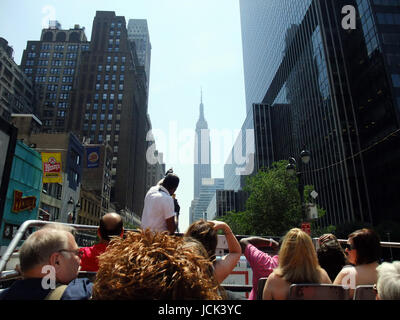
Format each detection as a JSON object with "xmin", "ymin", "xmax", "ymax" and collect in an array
[
  {"xmin": 141, "ymin": 172, "xmax": 180, "ymax": 235},
  {"xmin": 79, "ymin": 213, "xmax": 124, "ymax": 272}
]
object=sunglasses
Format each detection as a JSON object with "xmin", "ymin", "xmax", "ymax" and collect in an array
[{"xmin": 343, "ymin": 243, "xmax": 355, "ymax": 251}]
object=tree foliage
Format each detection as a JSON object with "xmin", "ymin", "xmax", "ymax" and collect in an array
[
  {"xmin": 220, "ymin": 161, "xmax": 303, "ymax": 236},
  {"xmin": 219, "ymin": 160, "xmax": 333, "ymax": 237}
]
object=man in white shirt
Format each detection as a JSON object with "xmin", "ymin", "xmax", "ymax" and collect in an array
[{"xmin": 141, "ymin": 173, "xmax": 179, "ymax": 234}]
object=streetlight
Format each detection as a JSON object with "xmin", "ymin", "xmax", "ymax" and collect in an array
[
  {"xmin": 67, "ymin": 196, "xmax": 81, "ymax": 224},
  {"xmin": 286, "ymin": 148, "xmax": 311, "ymax": 221}
]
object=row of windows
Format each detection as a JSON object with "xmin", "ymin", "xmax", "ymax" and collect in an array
[
  {"xmin": 86, "ymin": 103, "xmax": 121, "ymax": 111},
  {"xmin": 373, "ymin": 0, "xmax": 400, "ymax": 5},
  {"xmin": 106, "ymin": 56, "xmax": 126, "ymax": 64},
  {"xmin": 93, "ymin": 93, "xmax": 123, "ymax": 101},
  {"xmin": 34, "ymin": 76, "xmax": 73, "ymax": 83},
  {"xmin": 98, "ymin": 65, "xmax": 125, "ymax": 72},
  {"xmin": 39, "ymin": 44, "xmax": 89, "ymax": 51},
  {"xmin": 32, "ymin": 60, "xmax": 76, "ymax": 67},
  {"xmin": 83, "ymin": 123, "xmax": 121, "ymax": 132},
  {"xmin": 97, "ymin": 74, "xmax": 124, "ymax": 82},
  {"xmin": 376, "ymin": 13, "xmax": 400, "ymax": 25},
  {"xmin": 45, "ymin": 85, "xmax": 72, "ymax": 92},
  {"xmin": 95, "ymin": 84, "xmax": 124, "ymax": 91},
  {"xmin": 43, "ymin": 101, "xmax": 69, "ymax": 108}
]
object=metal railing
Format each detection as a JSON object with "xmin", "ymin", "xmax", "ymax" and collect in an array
[{"xmin": 2, "ymin": 220, "xmax": 400, "ymax": 288}]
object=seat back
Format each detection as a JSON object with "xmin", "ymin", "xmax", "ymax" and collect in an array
[
  {"xmin": 256, "ymin": 277, "xmax": 268, "ymax": 300},
  {"xmin": 353, "ymin": 285, "xmax": 376, "ymax": 300},
  {"xmin": 289, "ymin": 284, "xmax": 349, "ymax": 300}
]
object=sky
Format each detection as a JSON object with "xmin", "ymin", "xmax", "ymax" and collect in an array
[{"xmin": 0, "ymin": 0, "xmax": 247, "ymax": 232}]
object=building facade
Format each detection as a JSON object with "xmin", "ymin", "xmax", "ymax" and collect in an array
[
  {"xmin": 20, "ymin": 22, "xmax": 89, "ymax": 133},
  {"xmin": 239, "ymin": 0, "xmax": 400, "ymax": 227},
  {"xmin": 0, "ymin": 38, "xmax": 35, "ymax": 122},
  {"xmin": 127, "ymin": 19, "xmax": 152, "ymax": 92},
  {"xmin": 69, "ymin": 11, "xmax": 149, "ymax": 217},
  {"xmin": 193, "ymin": 92, "xmax": 211, "ymax": 199},
  {"xmin": 190, "ymin": 178, "xmax": 224, "ymax": 224}
]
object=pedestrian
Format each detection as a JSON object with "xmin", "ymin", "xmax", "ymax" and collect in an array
[
  {"xmin": 79, "ymin": 212, "xmax": 124, "ymax": 272},
  {"xmin": 141, "ymin": 172, "xmax": 179, "ymax": 234}
]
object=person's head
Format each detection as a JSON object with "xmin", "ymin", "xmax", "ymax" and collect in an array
[
  {"xmin": 346, "ymin": 228, "xmax": 381, "ymax": 265},
  {"xmin": 161, "ymin": 173, "xmax": 180, "ymax": 195},
  {"xmin": 184, "ymin": 220, "xmax": 218, "ymax": 262},
  {"xmin": 19, "ymin": 224, "xmax": 81, "ymax": 284},
  {"xmin": 276, "ymin": 228, "xmax": 321, "ymax": 284},
  {"xmin": 317, "ymin": 234, "xmax": 347, "ymax": 281},
  {"xmin": 92, "ymin": 229, "xmax": 221, "ymax": 300},
  {"xmin": 98, "ymin": 212, "xmax": 124, "ymax": 242},
  {"xmin": 376, "ymin": 261, "xmax": 400, "ymax": 300}
]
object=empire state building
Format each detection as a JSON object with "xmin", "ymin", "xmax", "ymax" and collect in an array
[{"xmin": 193, "ymin": 91, "xmax": 211, "ymax": 199}]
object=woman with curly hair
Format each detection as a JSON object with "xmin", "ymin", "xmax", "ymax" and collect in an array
[
  {"xmin": 262, "ymin": 228, "xmax": 331, "ymax": 300},
  {"xmin": 184, "ymin": 220, "xmax": 241, "ymax": 284},
  {"xmin": 92, "ymin": 229, "xmax": 222, "ymax": 300}
]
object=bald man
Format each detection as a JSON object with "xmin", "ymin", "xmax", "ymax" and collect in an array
[{"xmin": 79, "ymin": 213, "xmax": 124, "ymax": 272}]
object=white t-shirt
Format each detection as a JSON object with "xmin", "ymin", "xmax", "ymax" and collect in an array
[{"xmin": 141, "ymin": 185, "xmax": 175, "ymax": 233}]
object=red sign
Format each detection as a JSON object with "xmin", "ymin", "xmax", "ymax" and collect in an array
[
  {"xmin": 301, "ymin": 222, "xmax": 311, "ymax": 235},
  {"xmin": 12, "ymin": 190, "xmax": 37, "ymax": 213}
]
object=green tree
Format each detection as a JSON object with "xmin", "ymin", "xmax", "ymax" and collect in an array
[
  {"xmin": 219, "ymin": 160, "xmax": 332, "ymax": 237},
  {"xmin": 220, "ymin": 161, "xmax": 302, "ymax": 236}
]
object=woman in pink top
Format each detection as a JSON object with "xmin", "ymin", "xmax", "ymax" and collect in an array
[{"xmin": 240, "ymin": 236, "xmax": 280, "ymax": 300}]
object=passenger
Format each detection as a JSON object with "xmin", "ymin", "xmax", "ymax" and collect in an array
[
  {"xmin": 184, "ymin": 220, "xmax": 241, "ymax": 284},
  {"xmin": 376, "ymin": 261, "xmax": 400, "ymax": 300},
  {"xmin": 240, "ymin": 236, "xmax": 279, "ymax": 300},
  {"xmin": 79, "ymin": 212, "xmax": 124, "ymax": 272},
  {"xmin": 317, "ymin": 233, "xmax": 348, "ymax": 281},
  {"xmin": 0, "ymin": 224, "xmax": 92, "ymax": 300},
  {"xmin": 334, "ymin": 228, "xmax": 382, "ymax": 298},
  {"xmin": 92, "ymin": 229, "xmax": 222, "ymax": 300},
  {"xmin": 141, "ymin": 172, "xmax": 180, "ymax": 235},
  {"xmin": 262, "ymin": 228, "xmax": 331, "ymax": 300}
]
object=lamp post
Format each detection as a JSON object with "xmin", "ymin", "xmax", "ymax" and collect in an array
[
  {"xmin": 67, "ymin": 196, "xmax": 81, "ymax": 224},
  {"xmin": 286, "ymin": 149, "xmax": 311, "ymax": 221}
]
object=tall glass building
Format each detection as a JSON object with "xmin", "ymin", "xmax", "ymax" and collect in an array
[{"xmin": 239, "ymin": 0, "xmax": 400, "ymax": 227}]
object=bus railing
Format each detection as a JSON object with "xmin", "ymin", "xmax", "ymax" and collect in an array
[{"xmin": 1, "ymin": 220, "xmax": 400, "ymax": 286}]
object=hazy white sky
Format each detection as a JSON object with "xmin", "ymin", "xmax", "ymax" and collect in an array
[{"xmin": 0, "ymin": 0, "xmax": 247, "ymax": 232}]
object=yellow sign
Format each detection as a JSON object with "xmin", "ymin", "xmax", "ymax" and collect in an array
[{"xmin": 42, "ymin": 153, "xmax": 62, "ymax": 184}]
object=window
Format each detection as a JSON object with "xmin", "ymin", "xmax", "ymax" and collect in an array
[{"xmin": 392, "ymin": 74, "xmax": 400, "ymax": 87}]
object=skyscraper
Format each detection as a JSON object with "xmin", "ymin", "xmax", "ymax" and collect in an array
[
  {"xmin": 20, "ymin": 22, "xmax": 89, "ymax": 133},
  {"xmin": 193, "ymin": 90, "xmax": 211, "ymax": 199},
  {"xmin": 69, "ymin": 11, "xmax": 149, "ymax": 217},
  {"xmin": 127, "ymin": 19, "xmax": 152, "ymax": 92},
  {"xmin": 239, "ymin": 0, "xmax": 400, "ymax": 227}
]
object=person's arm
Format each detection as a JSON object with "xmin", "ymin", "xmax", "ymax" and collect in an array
[
  {"xmin": 240, "ymin": 236, "xmax": 279, "ymax": 253},
  {"xmin": 165, "ymin": 216, "xmax": 176, "ymax": 235},
  {"xmin": 212, "ymin": 221, "xmax": 241, "ymax": 284}
]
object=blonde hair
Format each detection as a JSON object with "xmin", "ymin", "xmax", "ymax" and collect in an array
[{"xmin": 275, "ymin": 228, "xmax": 322, "ymax": 284}]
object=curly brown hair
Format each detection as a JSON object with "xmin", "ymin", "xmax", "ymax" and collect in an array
[{"xmin": 92, "ymin": 229, "xmax": 222, "ymax": 300}]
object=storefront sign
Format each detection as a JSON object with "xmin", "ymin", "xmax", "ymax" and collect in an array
[
  {"xmin": 86, "ymin": 147, "xmax": 100, "ymax": 168},
  {"xmin": 11, "ymin": 190, "xmax": 37, "ymax": 213},
  {"xmin": 42, "ymin": 153, "xmax": 62, "ymax": 183}
]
